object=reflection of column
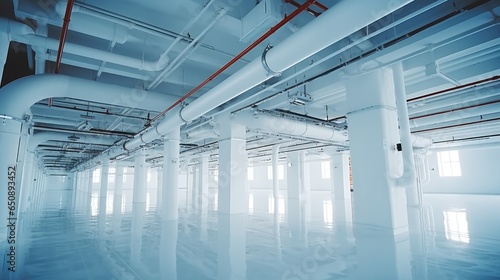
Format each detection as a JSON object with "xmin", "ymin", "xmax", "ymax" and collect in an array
[
  {"xmin": 185, "ymin": 164, "xmax": 191, "ymax": 209},
  {"xmin": 20, "ymin": 152, "xmax": 34, "ymax": 214},
  {"xmin": 299, "ymin": 151, "xmax": 310, "ymax": 199},
  {"xmin": 218, "ymin": 214, "xmax": 247, "ymax": 280},
  {"xmin": 408, "ymin": 206, "xmax": 428, "ymax": 280},
  {"xmin": 85, "ymin": 169, "xmax": 93, "ymax": 221},
  {"xmin": 131, "ymin": 149, "xmax": 147, "ymax": 264},
  {"xmin": 156, "ymin": 166, "xmax": 163, "ymax": 214},
  {"xmin": 288, "ymin": 198, "xmax": 301, "ymax": 243},
  {"xmin": 273, "ymin": 198, "xmax": 282, "ymax": 261},
  {"xmin": 272, "ymin": 145, "xmax": 280, "ymax": 199},
  {"xmin": 113, "ymin": 165, "xmax": 124, "ymax": 232},
  {"xmin": 354, "ymin": 232, "xmax": 412, "ymax": 279},
  {"xmin": 330, "ymin": 151, "xmax": 354, "ymax": 241},
  {"xmin": 159, "ymin": 219, "xmax": 178, "ymax": 280},
  {"xmin": 192, "ymin": 164, "xmax": 199, "ymax": 211},
  {"xmin": 346, "ymin": 67, "xmax": 408, "ymax": 236},
  {"xmin": 98, "ymin": 159, "xmax": 110, "ymax": 236}
]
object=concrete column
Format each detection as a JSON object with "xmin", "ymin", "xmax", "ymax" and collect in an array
[
  {"xmin": 113, "ymin": 164, "xmax": 124, "ymax": 232},
  {"xmin": 200, "ymin": 155, "xmax": 209, "ymax": 209},
  {"xmin": 131, "ymin": 149, "xmax": 147, "ymax": 264},
  {"xmin": 98, "ymin": 159, "xmax": 110, "ymax": 236},
  {"xmin": 346, "ymin": 67, "xmax": 409, "ymax": 236},
  {"xmin": 346, "ymin": 67, "xmax": 410, "ymax": 278},
  {"xmin": 272, "ymin": 145, "xmax": 280, "ymax": 199},
  {"xmin": 300, "ymin": 151, "xmax": 311, "ymax": 197},
  {"xmin": 287, "ymin": 151, "xmax": 301, "ymax": 200},
  {"xmin": 185, "ymin": 164, "xmax": 192, "ymax": 209},
  {"xmin": 162, "ymin": 127, "xmax": 180, "ymax": 221},
  {"xmin": 217, "ymin": 116, "xmax": 247, "ymax": 215},
  {"xmin": 85, "ymin": 169, "xmax": 93, "ymax": 218},
  {"xmin": 192, "ymin": 164, "xmax": 199, "ymax": 210},
  {"xmin": 156, "ymin": 166, "xmax": 163, "ymax": 213}
]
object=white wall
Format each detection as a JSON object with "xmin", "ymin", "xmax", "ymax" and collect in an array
[{"xmin": 424, "ymin": 145, "xmax": 500, "ymax": 195}]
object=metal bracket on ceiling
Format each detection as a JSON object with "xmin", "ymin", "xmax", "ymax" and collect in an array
[{"xmin": 261, "ymin": 45, "xmax": 282, "ymax": 77}]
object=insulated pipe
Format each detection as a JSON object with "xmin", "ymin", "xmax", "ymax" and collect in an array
[
  {"xmin": 125, "ymin": 0, "xmax": 413, "ymax": 153},
  {"xmin": 410, "ymin": 134, "xmax": 433, "ymax": 149},
  {"xmin": 28, "ymin": 132, "xmax": 117, "ymax": 152},
  {"xmin": 0, "ymin": 18, "xmax": 169, "ymax": 72},
  {"xmin": 236, "ymin": 110, "xmax": 348, "ymax": 142},
  {"xmin": 393, "ymin": 62, "xmax": 420, "ymax": 207},
  {"xmin": 0, "ymin": 74, "xmax": 179, "ymax": 119}
]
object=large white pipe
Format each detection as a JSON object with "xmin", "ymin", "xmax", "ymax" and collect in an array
[
  {"xmin": 0, "ymin": 74, "xmax": 179, "ymax": 119},
  {"xmin": 237, "ymin": 110, "xmax": 348, "ymax": 142},
  {"xmin": 122, "ymin": 0, "xmax": 414, "ymax": 153},
  {"xmin": 0, "ymin": 18, "xmax": 168, "ymax": 72}
]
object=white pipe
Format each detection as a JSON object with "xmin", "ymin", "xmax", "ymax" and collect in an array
[
  {"xmin": 1, "ymin": 18, "xmax": 169, "ymax": 72},
  {"xmin": 147, "ymin": 8, "xmax": 227, "ymax": 89},
  {"xmin": 0, "ymin": 74, "xmax": 179, "ymax": 119},
  {"xmin": 411, "ymin": 103, "xmax": 500, "ymax": 128},
  {"xmin": 28, "ymin": 132, "xmax": 117, "ymax": 152},
  {"xmin": 394, "ymin": 62, "xmax": 417, "ymax": 186},
  {"xmin": 237, "ymin": 110, "xmax": 348, "ymax": 142},
  {"xmin": 123, "ymin": 0, "xmax": 413, "ymax": 154}
]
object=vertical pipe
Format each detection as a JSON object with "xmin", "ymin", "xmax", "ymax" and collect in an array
[
  {"xmin": 54, "ymin": 0, "xmax": 75, "ymax": 74},
  {"xmin": 98, "ymin": 160, "xmax": 109, "ymax": 235},
  {"xmin": 0, "ymin": 27, "xmax": 9, "ymax": 83},
  {"xmin": 162, "ymin": 127, "xmax": 180, "ymax": 221},
  {"xmin": 393, "ymin": 62, "xmax": 419, "ymax": 207}
]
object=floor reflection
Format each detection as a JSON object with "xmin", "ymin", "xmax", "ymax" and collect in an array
[{"xmin": 12, "ymin": 191, "xmax": 500, "ymax": 280}]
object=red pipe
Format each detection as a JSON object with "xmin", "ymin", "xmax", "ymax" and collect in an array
[
  {"xmin": 285, "ymin": 0, "xmax": 321, "ymax": 17},
  {"xmin": 407, "ymin": 75, "xmax": 500, "ymax": 102},
  {"xmin": 54, "ymin": 0, "xmax": 75, "ymax": 74},
  {"xmin": 146, "ymin": 0, "xmax": 318, "ymax": 126},
  {"xmin": 313, "ymin": 1, "xmax": 328, "ymax": 11},
  {"xmin": 51, "ymin": 0, "xmax": 74, "ymax": 107}
]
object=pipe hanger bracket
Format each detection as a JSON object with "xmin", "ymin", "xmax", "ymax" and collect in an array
[{"xmin": 261, "ymin": 45, "xmax": 282, "ymax": 77}]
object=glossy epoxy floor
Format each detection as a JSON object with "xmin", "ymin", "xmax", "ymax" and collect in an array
[{"xmin": 11, "ymin": 190, "xmax": 500, "ymax": 280}]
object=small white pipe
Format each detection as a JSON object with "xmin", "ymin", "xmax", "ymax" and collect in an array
[
  {"xmin": 393, "ymin": 62, "xmax": 418, "ymax": 188},
  {"xmin": 28, "ymin": 132, "xmax": 116, "ymax": 152},
  {"xmin": 147, "ymin": 8, "xmax": 227, "ymax": 89}
]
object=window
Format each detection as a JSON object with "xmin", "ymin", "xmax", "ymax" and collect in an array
[
  {"xmin": 268, "ymin": 197, "xmax": 285, "ymax": 216},
  {"xmin": 267, "ymin": 165, "xmax": 284, "ymax": 180},
  {"xmin": 321, "ymin": 161, "xmax": 331, "ymax": 179},
  {"xmin": 123, "ymin": 167, "xmax": 128, "ymax": 183},
  {"xmin": 437, "ymin": 150, "xmax": 462, "ymax": 177},
  {"xmin": 247, "ymin": 167, "xmax": 254, "ymax": 181},
  {"xmin": 108, "ymin": 167, "xmax": 115, "ymax": 183},
  {"xmin": 147, "ymin": 170, "xmax": 151, "ymax": 182},
  {"xmin": 92, "ymin": 169, "xmax": 101, "ymax": 183},
  {"xmin": 213, "ymin": 170, "xmax": 219, "ymax": 182},
  {"xmin": 106, "ymin": 193, "xmax": 113, "ymax": 214},
  {"xmin": 443, "ymin": 209, "xmax": 469, "ymax": 243}
]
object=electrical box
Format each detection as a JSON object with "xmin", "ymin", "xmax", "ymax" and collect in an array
[{"xmin": 241, "ymin": 0, "xmax": 284, "ymax": 43}]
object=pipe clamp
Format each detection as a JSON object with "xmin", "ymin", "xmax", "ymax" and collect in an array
[{"xmin": 261, "ymin": 45, "xmax": 281, "ymax": 77}]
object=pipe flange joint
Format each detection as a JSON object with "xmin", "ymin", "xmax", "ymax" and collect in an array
[{"xmin": 261, "ymin": 45, "xmax": 281, "ymax": 77}]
